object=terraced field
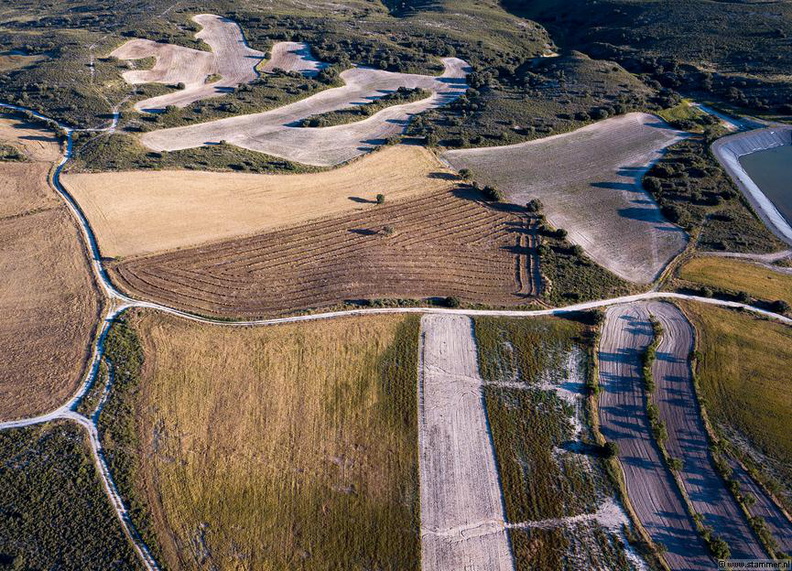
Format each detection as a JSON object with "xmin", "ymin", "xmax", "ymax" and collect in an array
[{"xmin": 108, "ymin": 189, "xmax": 536, "ymax": 318}]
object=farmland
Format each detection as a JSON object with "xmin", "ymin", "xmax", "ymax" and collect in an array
[
  {"xmin": 419, "ymin": 315, "xmax": 512, "ymax": 570},
  {"xmin": 112, "ymin": 14, "xmax": 265, "ymax": 112},
  {"xmin": 675, "ymin": 256, "xmax": 792, "ymax": 308},
  {"xmin": 100, "ymin": 310, "xmax": 421, "ymax": 570},
  {"xmin": 0, "ymin": 422, "xmax": 141, "ymax": 570},
  {"xmin": 598, "ymin": 303, "xmax": 712, "ymax": 570},
  {"xmin": 475, "ymin": 316, "xmax": 643, "ymax": 569},
  {"xmin": 62, "ymin": 144, "xmax": 454, "ymax": 258},
  {"xmin": 680, "ymin": 302, "xmax": 792, "ymax": 511},
  {"xmin": 108, "ymin": 188, "xmax": 533, "ymax": 318},
  {"xmin": 0, "ymin": 111, "xmax": 101, "ymax": 421},
  {"xmin": 444, "ymin": 113, "xmax": 689, "ymax": 283},
  {"xmin": 138, "ymin": 57, "xmax": 470, "ymax": 166}
]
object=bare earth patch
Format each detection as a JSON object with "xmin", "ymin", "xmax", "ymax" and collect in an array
[
  {"xmin": 0, "ymin": 114, "xmax": 101, "ymax": 421},
  {"xmin": 444, "ymin": 113, "xmax": 689, "ymax": 283},
  {"xmin": 139, "ymin": 58, "xmax": 470, "ymax": 166},
  {"xmin": 419, "ymin": 314, "xmax": 514, "ymax": 571},
  {"xmin": 112, "ymin": 14, "xmax": 266, "ymax": 112},
  {"xmin": 62, "ymin": 145, "xmax": 456, "ymax": 258},
  {"xmin": 260, "ymin": 41, "xmax": 327, "ymax": 76},
  {"xmin": 598, "ymin": 303, "xmax": 712, "ymax": 570}
]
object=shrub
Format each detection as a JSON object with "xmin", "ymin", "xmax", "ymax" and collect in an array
[
  {"xmin": 443, "ymin": 296, "xmax": 461, "ymax": 308},
  {"xmin": 458, "ymin": 168, "xmax": 472, "ymax": 180},
  {"xmin": 482, "ymin": 185, "xmax": 503, "ymax": 202},
  {"xmin": 525, "ymin": 198, "xmax": 544, "ymax": 213},
  {"xmin": 376, "ymin": 193, "xmax": 385, "ymax": 205},
  {"xmin": 770, "ymin": 300, "xmax": 791, "ymax": 314},
  {"xmin": 602, "ymin": 441, "xmax": 619, "ymax": 459}
]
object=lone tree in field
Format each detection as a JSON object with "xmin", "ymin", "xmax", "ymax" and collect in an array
[
  {"xmin": 525, "ymin": 198, "xmax": 544, "ymax": 213},
  {"xmin": 482, "ymin": 185, "xmax": 503, "ymax": 202},
  {"xmin": 458, "ymin": 168, "xmax": 472, "ymax": 180},
  {"xmin": 376, "ymin": 193, "xmax": 385, "ymax": 205}
]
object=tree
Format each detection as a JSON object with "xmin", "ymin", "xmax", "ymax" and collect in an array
[
  {"xmin": 602, "ymin": 441, "xmax": 619, "ymax": 459},
  {"xmin": 669, "ymin": 457, "xmax": 684, "ymax": 471},
  {"xmin": 482, "ymin": 185, "xmax": 503, "ymax": 202},
  {"xmin": 444, "ymin": 296, "xmax": 461, "ymax": 308},
  {"xmin": 770, "ymin": 299, "xmax": 790, "ymax": 314},
  {"xmin": 709, "ymin": 536, "xmax": 731, "ymax": 560},
  {"xmin": 376, "ymin": 193, "xmax": 385, "ymax": 205},
  {"xmin": 525, "ymin": 198, "xmax": 544, "ymax": 213},
  {"xmin": 458, "ymin": 168, "xmax": 472, "ymax": 180}
]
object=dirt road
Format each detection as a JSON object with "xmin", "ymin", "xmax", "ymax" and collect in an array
[
  {"xmin": 598, "ymin": 303, "xmax": 712, "ymax": 570},
  {"xmin": 418, "ymin": 314, "xmax": 514, "ymax": 571},
  {"xmin": 647, "ymin": 301, "xmax": 767, "ymax": 559}
]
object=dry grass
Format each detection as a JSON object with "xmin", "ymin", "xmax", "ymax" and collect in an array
[
  {"xmin": 0, "ymin": 52, "xmax": 46, "ymax": 73},
  {"xmin": 680, "ymin": 301, "xmax": 792, "ymax": 504},
  {"xmin": 0, "ymin": 113, "xmax": 101, "ymax": 421},
  {"xmin": 63, "ymin": 144, "xmax": 456, "ymax": 258},
  {"xmin": 127, "ymin": 310, "xmax": 420, "ymax": 570},
  {"xmin": 444, "ymin": 113, "xmax": 689, "ymax": 283},
  {"xmin": 677, "ymin": 256, "xmax": 792, "ymax": 306},
  {"xmin": 109, "ymin": 188, "xmax": 534, "ymax": 318}
]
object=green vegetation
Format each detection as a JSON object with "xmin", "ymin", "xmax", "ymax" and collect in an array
[
  {"xmin": 297, "ymin": 87, "xmax": 430, "ymax": 127},
  {"xmin": 75, "ymin": 361, "xmax": 108, "ymax": 418},
  {"xmin": 474, "ymin": 317, "xmax": 599, "ymax": 521},
  {"xmin": 509, "ymin": 0, "xmax": 792, "ymax": 120},
  {"xmin": 642, "ymin": 135, "xmax": 785, "ymax": 254},
  {"xmin": 0, "ymin": 422, "xmax": 141, "ymax": 570},
  {"xmin": 681, "ymin": 302, "xmax": 792, "ymax": 512},
  {"xmin": 0, "ymin": 142, "xmax": 25, "ymax": 161},
  {"xmin": 67, "ymin": 132, "xmax": 320, "ymax": 174},
  {"xmin": 656, "ymin": 102, "xmax": 717, "ymax": 133},
  {"xmin": 675, "ymin": 257, "xmax": 792, "ymax": 314},
  {"xmin": 96, "ymin": 317, "xmax": 163, "ymax": 565},
  {"xmin": 537, "ymin": 218, "xmax": 633, "ymax": 306}
]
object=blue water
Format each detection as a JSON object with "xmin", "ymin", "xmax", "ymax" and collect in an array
[{"xmin": 739, "ymin": 145, "xmax": 792, "ymax": 225}]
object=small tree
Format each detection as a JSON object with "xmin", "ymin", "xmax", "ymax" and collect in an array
[
  {"xmin": 458, "ymin": 168, "xmax": 472, "ymax": 180},
  {"xmin": 444, "ymin": 296, "xmax": 461, "ymax": 308},
  {"xmin": 525, "ymin": 198, "xmax": 544, "ymax": 213},
  {"xmin": 770, "ymin": 299, "xmax": 791, "ymax": 314},
  {"xmin": 376, "ymin": 193, "xmax": 385, "ymax": 205},
  {"xmin": 482, "ymin": 185, "xmax": 503, "ymax": 202},
  {"xmin": 669, "ymin": 457, "xmax": 684, "ymax": 471},
  {"xmin": 602, "ymin": 441, "xmax": 619, "ymax": 459}
]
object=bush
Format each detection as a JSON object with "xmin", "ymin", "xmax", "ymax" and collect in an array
[
  {"xmin": 709, "ymin": 536, "xmax": 731, "ymax": 560},
  {"xmin": 443, "ymin": 296, "xmax": 461, "ymax": 308},
  {"xmin": 376, "ymin": 193, "xmax": 385, "ymax": 205},
  {"xmin": 770, "ymin": 300, "xmax": 791, "ymax": 314},
  {"xmin": 458, "ymin": 168, "xmax": 472, "ymax": 180},
  {"xmin": 602, "ymin": 441, "xmax": 619, "ymax": 459},
  {"xmin": 481, "ymin": 185, "xmax": 503, "ymax": 202},
  {"xmin": 525, "ymin": 198, "xmax": 544, "ymax": 213}
]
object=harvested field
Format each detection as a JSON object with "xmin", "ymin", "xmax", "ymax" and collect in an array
[
  {"xmin": 676, "ymin": 256, "xmax": 792, "ymax": 307},
  {"xmin": 0, "ymin": 113, "xmax": 101, "ymax": 421},
  {"xmin": 62, "ymin": 145, "xmax": 455, "ymax": 258},
  {"xmin": 680, "ymin": 302, "xmax": 792, "ymax": 512},
  {"xmin": 646, "ymin": 301, "xmax": 767, "ymax": 560},
  {"xmin": 108, "ymin": 188, "xmax": 534, "ymax": 319},
  {"xmin": 139, "ymin": 58, "xmax": 470, "ymax": 166},
  {"xmin": 598, "ymin": 303, "xmax": 712, "ymax": 570},
  {"xmin": 418, "ymin": 314, "xmax": 513, "ymax": 571},
  {"xmin": 107, "ymin": 310, "xmax": 421, "ymax": 570},
  {"xmin": 444, "ymin": 113, "xmax": 689, "ymax": 283},
  {"xmin": 259, "ymin": 41, "xmax": 326, "ymax": 76},
  {"xmin": 112, "ymin": 14, "xmax": 266, "ymax": 112}
]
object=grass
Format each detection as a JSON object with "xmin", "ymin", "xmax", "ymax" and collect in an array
[
  {"xmin": 474, "ymin": 316, "xmax": 599, "ymax": 522},
  {"xmin": 680, "ymin": 302, "xmax": 792, "ymax": 510},
  {"xmin": 655, "ymin": 101, "xmax": 714, "ymax": 133},
  {"xmin": 0, "ymin": 421, "xmax": 141, "ymax": 570},
  {"xmin": 103, "ymin": 310, "xmax": 421, "ymax": 570},
  {"xmin": 676, "ymin": 257, "xmax": 792, "ymax": 309}
]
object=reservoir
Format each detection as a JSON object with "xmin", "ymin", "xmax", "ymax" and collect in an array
[{"xmin": 739, "ymin": 144, "xmax": 792, "ymax": 226}]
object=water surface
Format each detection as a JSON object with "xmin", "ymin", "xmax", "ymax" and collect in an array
[{"xmin": 739, "ymin": 145, "xmax": 792, "ymax": 225}]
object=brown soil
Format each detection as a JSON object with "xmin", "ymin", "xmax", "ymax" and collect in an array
[
  {"xmin": 0, "ymin": 112, "xmax": 101, "ymax": 421},
  {"xmin": 109, "ymin": 189, "xmax": 536, "ymax": 319}
]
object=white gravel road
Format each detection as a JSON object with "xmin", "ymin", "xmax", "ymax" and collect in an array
[{"xmin": 418, "ymin": 314, "xmax": 514, "ymax": 571}]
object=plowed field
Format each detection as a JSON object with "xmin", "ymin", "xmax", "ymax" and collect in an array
[{"xmin": 109, "ymin": 189, "xmax": 534, "ymax": 318}]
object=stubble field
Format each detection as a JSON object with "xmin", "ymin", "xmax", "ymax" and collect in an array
[
  {"xmin": 62, "ymin": 145, "xmax": 455, "ymax": 258},
  {"xmin": 0, "ymin": 112, "xmax": 101, "ymax": 421}
]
